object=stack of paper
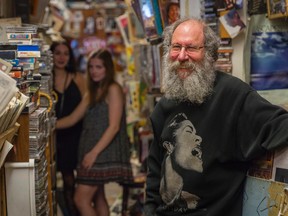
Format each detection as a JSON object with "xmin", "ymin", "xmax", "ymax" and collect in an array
[
  {"xmin": 0, "ymin": 71, "xmax": 18, "ymax": 117},
  {"xmin": 0, "ymin": 91, "xmax": 29, "ymax": 134}
]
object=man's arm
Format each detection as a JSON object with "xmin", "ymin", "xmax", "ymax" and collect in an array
[
  {"xmin": 144, "ymin": 137, "xmax": 163, "ymax": 215},
  {"xmin": 237, "ymin": 90, "xmax": 288, "ymax": 160},
  {"xmin": 144, "ymin": 100, "xmax": 167, "ymax": 215}
]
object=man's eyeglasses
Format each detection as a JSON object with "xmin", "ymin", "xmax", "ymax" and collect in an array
[{"xmin": 170, "ymin": 44, "xmax": 204, "ymax": 54}]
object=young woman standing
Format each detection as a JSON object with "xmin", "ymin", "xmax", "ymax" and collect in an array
[
  {"xmin": 51, "ymin": 41, "xmax": 86, "ymax": 216},
  {"xmin": 56, "ymin": 49, "xmax": 133, "ymax": 216}
]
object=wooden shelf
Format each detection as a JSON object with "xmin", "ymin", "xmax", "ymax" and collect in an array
[
  {"xmin": 0, "ymin": 122, "xmax": 20, "ymax": 216},
  {"xmin": 6, "ymin": 114, "xmax": 30, "ymax": 163}
]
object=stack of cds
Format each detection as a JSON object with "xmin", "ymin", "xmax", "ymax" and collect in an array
[
  {"xmin": 29, "ymin": 107, "xmax": 48, "ymax": 159},
  {"xmin": 29, "ymin": 107, "xmax": 50, "ymax": 215},
  {"xmin": 34, "ymin": 155, "xmax": 49, "ymax": 216}
]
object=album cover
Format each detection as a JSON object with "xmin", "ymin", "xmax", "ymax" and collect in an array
[{"xmin": 219, "ymin": 9, "xmax": 246, "ymax": 38}]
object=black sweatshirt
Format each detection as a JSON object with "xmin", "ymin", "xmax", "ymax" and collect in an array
[{"xmin": 144, "ymin": 71, "xmax": 288, "ymax": 216}]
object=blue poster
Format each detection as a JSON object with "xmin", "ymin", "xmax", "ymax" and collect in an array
[{"xmin": 250, "ymin": 32, "xmax": 288, "ymax": 90}]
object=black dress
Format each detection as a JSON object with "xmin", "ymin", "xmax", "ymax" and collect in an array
[{"xmin": 55, "ymin": 79, "xmax": 83, "ymax": 172}]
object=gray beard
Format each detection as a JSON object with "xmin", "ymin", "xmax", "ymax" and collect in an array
[{"xmin": 161, "ymin": 54, "xmax": 216, "ymax": 104}]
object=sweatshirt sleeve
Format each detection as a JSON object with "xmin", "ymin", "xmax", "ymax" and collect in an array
[
  {"xmin": 237, "ymin": 90, "xmax": 288, "ymax": 160},
  {"xmin": 144, "ymin": 138, "xmax": 162, "ymax": 215},
  {"xmin": 144, "ymin": 101, "xmax": 165, "ymax": 215}
]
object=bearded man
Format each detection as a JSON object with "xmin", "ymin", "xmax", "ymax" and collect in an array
[{"xmin": 144, "ymin": 17, "xmax": 288, "ymax": 216}]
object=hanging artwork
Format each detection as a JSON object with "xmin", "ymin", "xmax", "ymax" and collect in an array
[
  {"xmin": 244, "ymin": 14, "xmax": 288, "ymax": 91},
  {"xmin": 250, "ymin": 31, "xmax": 288, "ymax": 90},
  {"xmin": 241, "ymin": 13, "xmax": 288, "ymax": 124},
  {"xmin": 219, "ymin": 9, "xmax": 246, "ymax": 38},
  {"xmin": 267, "ymin": 0, "xmax": 288, "ymax": 19}
]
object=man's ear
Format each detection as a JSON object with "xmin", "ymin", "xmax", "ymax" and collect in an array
[{"xmin": 163, "ymin": 141, "xmax": 174, "ymax": 154}]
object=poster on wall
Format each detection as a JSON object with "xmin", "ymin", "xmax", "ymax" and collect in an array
[
  {"xmin": 243, "ymin": 176, "xmax": 288, "ymax": 216},
  {"xmin": 250, "ymin": 31, "xmax": 288, "ymax": 90},
  {"xmin": 244, "ymin": 14, "xmax": 288, "ymax": 91}
]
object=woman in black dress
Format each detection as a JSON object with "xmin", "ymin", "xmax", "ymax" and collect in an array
[{"xmin": 51, "ymin": 41, "xmax": 86, "ymax": 216}]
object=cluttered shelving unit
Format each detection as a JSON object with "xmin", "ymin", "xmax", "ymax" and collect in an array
[{"xmin": 0, "ymin": 17, "xmax": 57, "ymax": 216}]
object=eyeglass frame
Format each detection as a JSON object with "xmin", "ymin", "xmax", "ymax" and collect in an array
[{"xmin": 169, "ymin": 43, "xmax": 205, "ymax": 54}]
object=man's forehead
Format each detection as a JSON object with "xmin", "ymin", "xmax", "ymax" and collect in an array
[{"xmin": 172, "ymin": 22, "xmax": 204, "ymax": 43}]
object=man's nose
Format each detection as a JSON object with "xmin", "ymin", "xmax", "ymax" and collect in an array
[{"xmin": 177, "ymin": 48, "xmax": 189, "ymax": 61}]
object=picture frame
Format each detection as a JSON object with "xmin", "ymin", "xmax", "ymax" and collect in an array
[
  {"xmin": 158, "ymin": 0, "xmax": 180, "ymax": 28},
  {"xmin": 267, "ymin": 0, "xmax": 288, "ymax": 19}
]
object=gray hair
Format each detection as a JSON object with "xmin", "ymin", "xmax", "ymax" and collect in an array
[{"xmin": 162, "ymin": 17, "xmax": 220, "ymax": 62}]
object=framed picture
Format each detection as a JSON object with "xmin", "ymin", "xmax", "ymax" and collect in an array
[
  {"xmin": 158, "ymin": 0, "xmax": 180, "ymax": 27},
  {"xmin": 267, "ymin": 0, "xmax": 288, "ymax": 19}
]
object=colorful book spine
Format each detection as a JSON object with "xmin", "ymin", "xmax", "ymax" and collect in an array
[{"xmin": 152, "ymin": 0, "xmax": 163, "ymax": 36}]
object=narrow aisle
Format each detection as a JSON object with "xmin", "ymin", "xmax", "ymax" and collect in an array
[
  {"xmin": 56, "ymin": 171, "xmax": 145, "ymax": 216},
  {"xmin": 56, "ymin": 175, "xmax": 123, "ymax": 216}
]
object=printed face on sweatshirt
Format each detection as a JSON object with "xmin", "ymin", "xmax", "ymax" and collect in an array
[
  {"xmin": 173, "ymin": 118, "xmax": 203, "ymax": 172},
  {"xmin": 160, "ymin": 113, "xmax": 203, "ymax": 211}
]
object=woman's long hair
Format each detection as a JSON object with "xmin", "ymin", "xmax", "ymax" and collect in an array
[{"xmin": 87, "ymin": 49, "xmax": 115, "ymax": 105}]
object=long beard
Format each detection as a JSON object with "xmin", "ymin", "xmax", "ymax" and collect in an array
[{"xmin": 161, "ymin": 54, "xmax": 216, "ymax": 104}]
